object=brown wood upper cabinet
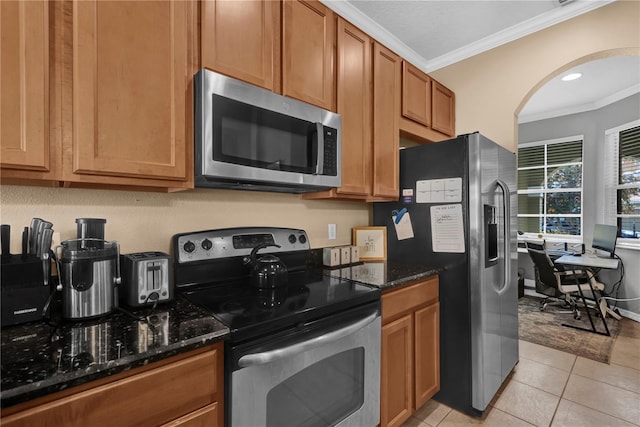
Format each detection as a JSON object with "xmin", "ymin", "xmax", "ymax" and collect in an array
[
  {"xmin": 335, "ymin": 19, "xmax": 371, "ymax": 197},
  {"xmin": 431, "ymin": 79, "xmax": 456, "ymax": 136},
  {"xmin": 201, "ymin": 0, "xmax": 281, "ymax": 93},
  {"xmin": 71, "ymin": 0, "xmax": 191, "ymax": 185},
  {"xmin": 402, "ymin": 61, "xmax": 431, "ymax": 128},
  {"xmin": 282, "ymin": 0, "xmax": 336, "ymax": 111},
  {"xmin": 400, "ymin": 60, "xmax": 455, "ymax": 142},
  {"xmin": 202, "ymin": 0, "xmax": 336, "ymax": 111},
  {"xmin": 302, "ymin": 31, "xmax": 400, "ymax": 202},
  {"xmin": 303, "ymin": 18, "xmax": 371, "ymax": 199},
  {"xmin": 1, "ymin": 0, "xmax": 195, "ymax": 190},
  {"xmin": 0, "ymin": 0, "xmax": 50, "ymax": 173},
  {"xmin": 371, "ymin": 43, "xmax": 401, "ymax": 200}
]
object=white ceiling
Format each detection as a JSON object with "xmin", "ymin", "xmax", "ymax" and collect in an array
[
  {"xmin": 518, "ymin": 55, "xmax": 640, "ymax": 123},
  {"xmin": 325, "ymin": 0, "xmax": 639, "ymax": 122}
]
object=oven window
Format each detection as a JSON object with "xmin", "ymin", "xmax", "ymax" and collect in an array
[
  {"xmin": 266, "ymin": 348, "xmax": 365, "ymax": 427},
  {"xmin": 212, "ymin": 94, "xmax": 317, "ymax": 174}
]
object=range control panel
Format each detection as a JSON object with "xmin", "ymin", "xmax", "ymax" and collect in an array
[{"xmin": 173, "ymin": 227, "xmax": 310, "ymax": 264}]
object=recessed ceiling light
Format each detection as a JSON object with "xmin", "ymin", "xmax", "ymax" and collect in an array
[{"xmin": 561, "ymin": 72, "xmax": 583, "ymax": 81}]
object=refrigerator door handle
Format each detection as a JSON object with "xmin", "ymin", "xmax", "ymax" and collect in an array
[{"xmin": 495, "ymin": 179, "xmax": 511, "ymax": 295}]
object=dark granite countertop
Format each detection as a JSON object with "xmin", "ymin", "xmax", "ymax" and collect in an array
[
  {"xmin": 323, "ymin": 260, "xmax": 440, "ymax": 290},
  {"xmin": 1, "ymin": 252, "xmax": 433, "ymax": 410},
  {"xmin": 0, "ymin": 296, "xmax": 228, "ymax": 408}
]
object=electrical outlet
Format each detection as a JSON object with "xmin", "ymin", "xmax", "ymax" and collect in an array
[{"xmin": 328, "ymin": 224, "xmax": 337, "ymax": 240}]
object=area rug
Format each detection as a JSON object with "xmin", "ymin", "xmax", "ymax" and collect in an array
[{"xmin": 518, "ymin": 296, "xmax": 621, "ymax": 363}]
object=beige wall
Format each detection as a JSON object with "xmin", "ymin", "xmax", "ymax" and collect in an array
[
  {"xmin": 0, "ymin": 185, "xmax": 369, "ymax": 254},
  {"xmin": 3, "ymin": 1, "xmax": 638, "ymax": 255},
  {"xmin": 430, "ymin": 0, "xmax": 640, "ymax": 152}
]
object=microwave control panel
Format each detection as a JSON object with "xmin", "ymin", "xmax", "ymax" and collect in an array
[{"xmin": 323, "ymin": 127, "xmax": 337, "ymax": 176}]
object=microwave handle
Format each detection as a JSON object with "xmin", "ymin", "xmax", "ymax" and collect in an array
[{"xmin": 314, "ymin": 122, "xmax": 324, "ymax": 175}]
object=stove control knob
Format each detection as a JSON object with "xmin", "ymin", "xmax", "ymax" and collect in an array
[
  {"xmin": 201, "ymin": 239, "xmax": 213, "ymax": 251},
  {"xmin": 183, "ymin": 240, "xmax": 196, "ymax": 253},
  {"xmin": 298, "ymin": 234, "xmax": 307, "ymax": 244},
  {"xmin": 288, "ymin": 234, "xmax": 297, "ymax": 244}
]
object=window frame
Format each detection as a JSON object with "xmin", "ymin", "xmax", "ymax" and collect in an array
[
  {"xmin": 517, "ymin": 135, "xmax": 584, "ymax": 242},
  {"xmin": 604, "ymin": 119, "xmax": 640, "ymax": 249}
]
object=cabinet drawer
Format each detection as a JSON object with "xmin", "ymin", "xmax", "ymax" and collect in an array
[
  {"xmin": 161, "ymin": 403, "xmax": 219, "ymax": 427},
  {"xmin": 2, "ymin": 347, "xmax": 221, "ymax": 427},
  {"xmin": 382, "ymin": 276, "xmax": 438, "ymax": 322}
]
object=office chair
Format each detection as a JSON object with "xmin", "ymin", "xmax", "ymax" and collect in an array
[
  {"xmin": 526, "ymin": 244, "xmax": 604, "ymax": 320},
  {"xmin": 525, "ymin": 241, "xmax": 564, "ymax": 306}
]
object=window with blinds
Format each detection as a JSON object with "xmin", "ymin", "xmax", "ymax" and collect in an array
[
  {"xmin": 604, "ymin": 121, "xmax": 640, "ymax": 240},
  {"xmin": 517, "ymin": 136, "xmax": 583, "ymax": 237}
]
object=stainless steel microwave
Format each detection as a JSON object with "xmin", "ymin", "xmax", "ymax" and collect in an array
[{"xmin": 194, "ymin": 69, "xmax": 342, "ymax": 193}]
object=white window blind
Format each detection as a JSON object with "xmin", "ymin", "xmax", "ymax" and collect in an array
[
  {"xmin": 604, "ymin": 119, "xmax": 640, "ymax": 243},
  {"xmin": 517, "ymin": 135, "xmax": 584, "ymax": 238},
  {"xmin": 604, "ymin": 129, "xmax": 619, "ymax": 224}
]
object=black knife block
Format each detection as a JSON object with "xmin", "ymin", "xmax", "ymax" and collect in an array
[{"xmin": 1, "ymin": 255, "xmax": 50, "ymax": 327}]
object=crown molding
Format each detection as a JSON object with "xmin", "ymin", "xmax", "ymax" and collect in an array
[
  {"xmin": 424, "ymin": 0, "xmax": 615, "ymax": 72},
  {"xmin": 321, "ymin": 0, "xmax": 615, "ymax": 73},
  {"xmin": 319, "ymin": 0, "xmax": 428, "ymax": 69},
  {"xmin": 518, "ymin": 83, "xmax": 640, "ymax": 123}
]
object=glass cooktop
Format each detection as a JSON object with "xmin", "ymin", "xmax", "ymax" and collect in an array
[{"xmin": 180, "ymin": 270, "xmax": 380, "ymax": 343}]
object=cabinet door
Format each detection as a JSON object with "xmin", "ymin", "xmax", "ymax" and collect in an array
[
  {"xmin": 401, "ymin": 61, "xmax": 430, "ymax": 127},
  {"xmin": 372, "ymin": 43, "xmax": 400, "ymax": 199},
  {"xmin": 201, "ymin": 0, "xmax": 280, "ymax": 92},
  {"xmin": 431, "ymin": 80, "xmax": 455, "ymax": 136},
  {"xmin": 414, "ymin": 302, "xmax": 440, "ymax": 409},
  {"xmin": 282, "ymin": 0, "xmax": 335, "ymax": 111},
  {"xmin": 381, "ymin": 314, "xmax": 413, "ymax": 427},
  {"xmin": 335, "ymin": 18, "xmax": 371, "ymax": 196},
  {"xmin": 0, "ymin": 0, "xmax": 49, "ymax": 171},
  {"xmin": 72, "ymin": 0, "xmax": 188, "ymax": 181}
]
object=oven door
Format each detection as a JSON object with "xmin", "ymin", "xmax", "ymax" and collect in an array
[{"xmin": 227, "ymin": 302, "xmax": 381, "ymax": 427}]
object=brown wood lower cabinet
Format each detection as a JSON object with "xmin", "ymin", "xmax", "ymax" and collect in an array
[
  {"xmin": 159, "ymin": 403, "xmax": 219, "ymax": 427},
  {"xmin": 1, "ymin": 343, "xmax": 224, "ymax": 427},
  {"xmin": 380, "ymin": 276, "xmax": 440, "ymax": 427}
]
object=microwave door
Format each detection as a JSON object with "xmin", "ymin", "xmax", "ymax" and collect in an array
[{"xmin": 213, "ymin": 95, "xmax": 315, "ymax": 174}]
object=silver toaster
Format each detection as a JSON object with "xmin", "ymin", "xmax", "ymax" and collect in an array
[{"xmin": 120, "ymin": 252, "xmax": 173, "ymax": 307}]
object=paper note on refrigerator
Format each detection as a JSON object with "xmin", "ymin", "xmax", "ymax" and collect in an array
[
  {"xmin": 430, "ymin": 204, "xmax": 465, "ymax": 253},
  {"xmin": 416, "ymin": 178, "xmax": 462, "ymax": 203},
  {"xmin": 392, "ymin": 212, "xmax": 414, "ymax": 240}
]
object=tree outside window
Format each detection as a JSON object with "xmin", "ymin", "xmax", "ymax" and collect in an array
[
  {"xmin": 614, "ymin": 125, "xmax": 640, "ymax": 238},
  {"xmin": 517, "ymin": 137, "xmax": 583, "ymax": 238}
]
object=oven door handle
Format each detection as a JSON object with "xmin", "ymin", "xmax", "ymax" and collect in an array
[{"xmin": 238, "ymin": 312, "xmax": 379, "ymax": 368}]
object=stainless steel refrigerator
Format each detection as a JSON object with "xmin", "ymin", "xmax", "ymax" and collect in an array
[{"xmin": 373, "ymin": 132, "xmax": 518, "ymax": 416}]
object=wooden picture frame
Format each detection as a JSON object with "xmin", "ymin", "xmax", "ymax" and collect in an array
[{"xmin": 352, "ymin": 226, "xmax": 387, "ymax": 261}]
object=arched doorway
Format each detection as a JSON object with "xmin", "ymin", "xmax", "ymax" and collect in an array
[
  {"xmin": 514, "ymin": 49, "xmax": 640, "ymax": 321},
  {"xmin": 515, "ymin": 48, "xmax": 640, "ymax": 121}
]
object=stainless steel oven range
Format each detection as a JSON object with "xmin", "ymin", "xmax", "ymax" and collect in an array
[{"xmin": 172, "ymin": 227, "xmax": 381, "ymax": 427}]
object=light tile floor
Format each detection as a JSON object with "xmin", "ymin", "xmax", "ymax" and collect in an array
[{"xmin": 404, "ymin": 318, "xmax": 640, "ymax": 427}]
